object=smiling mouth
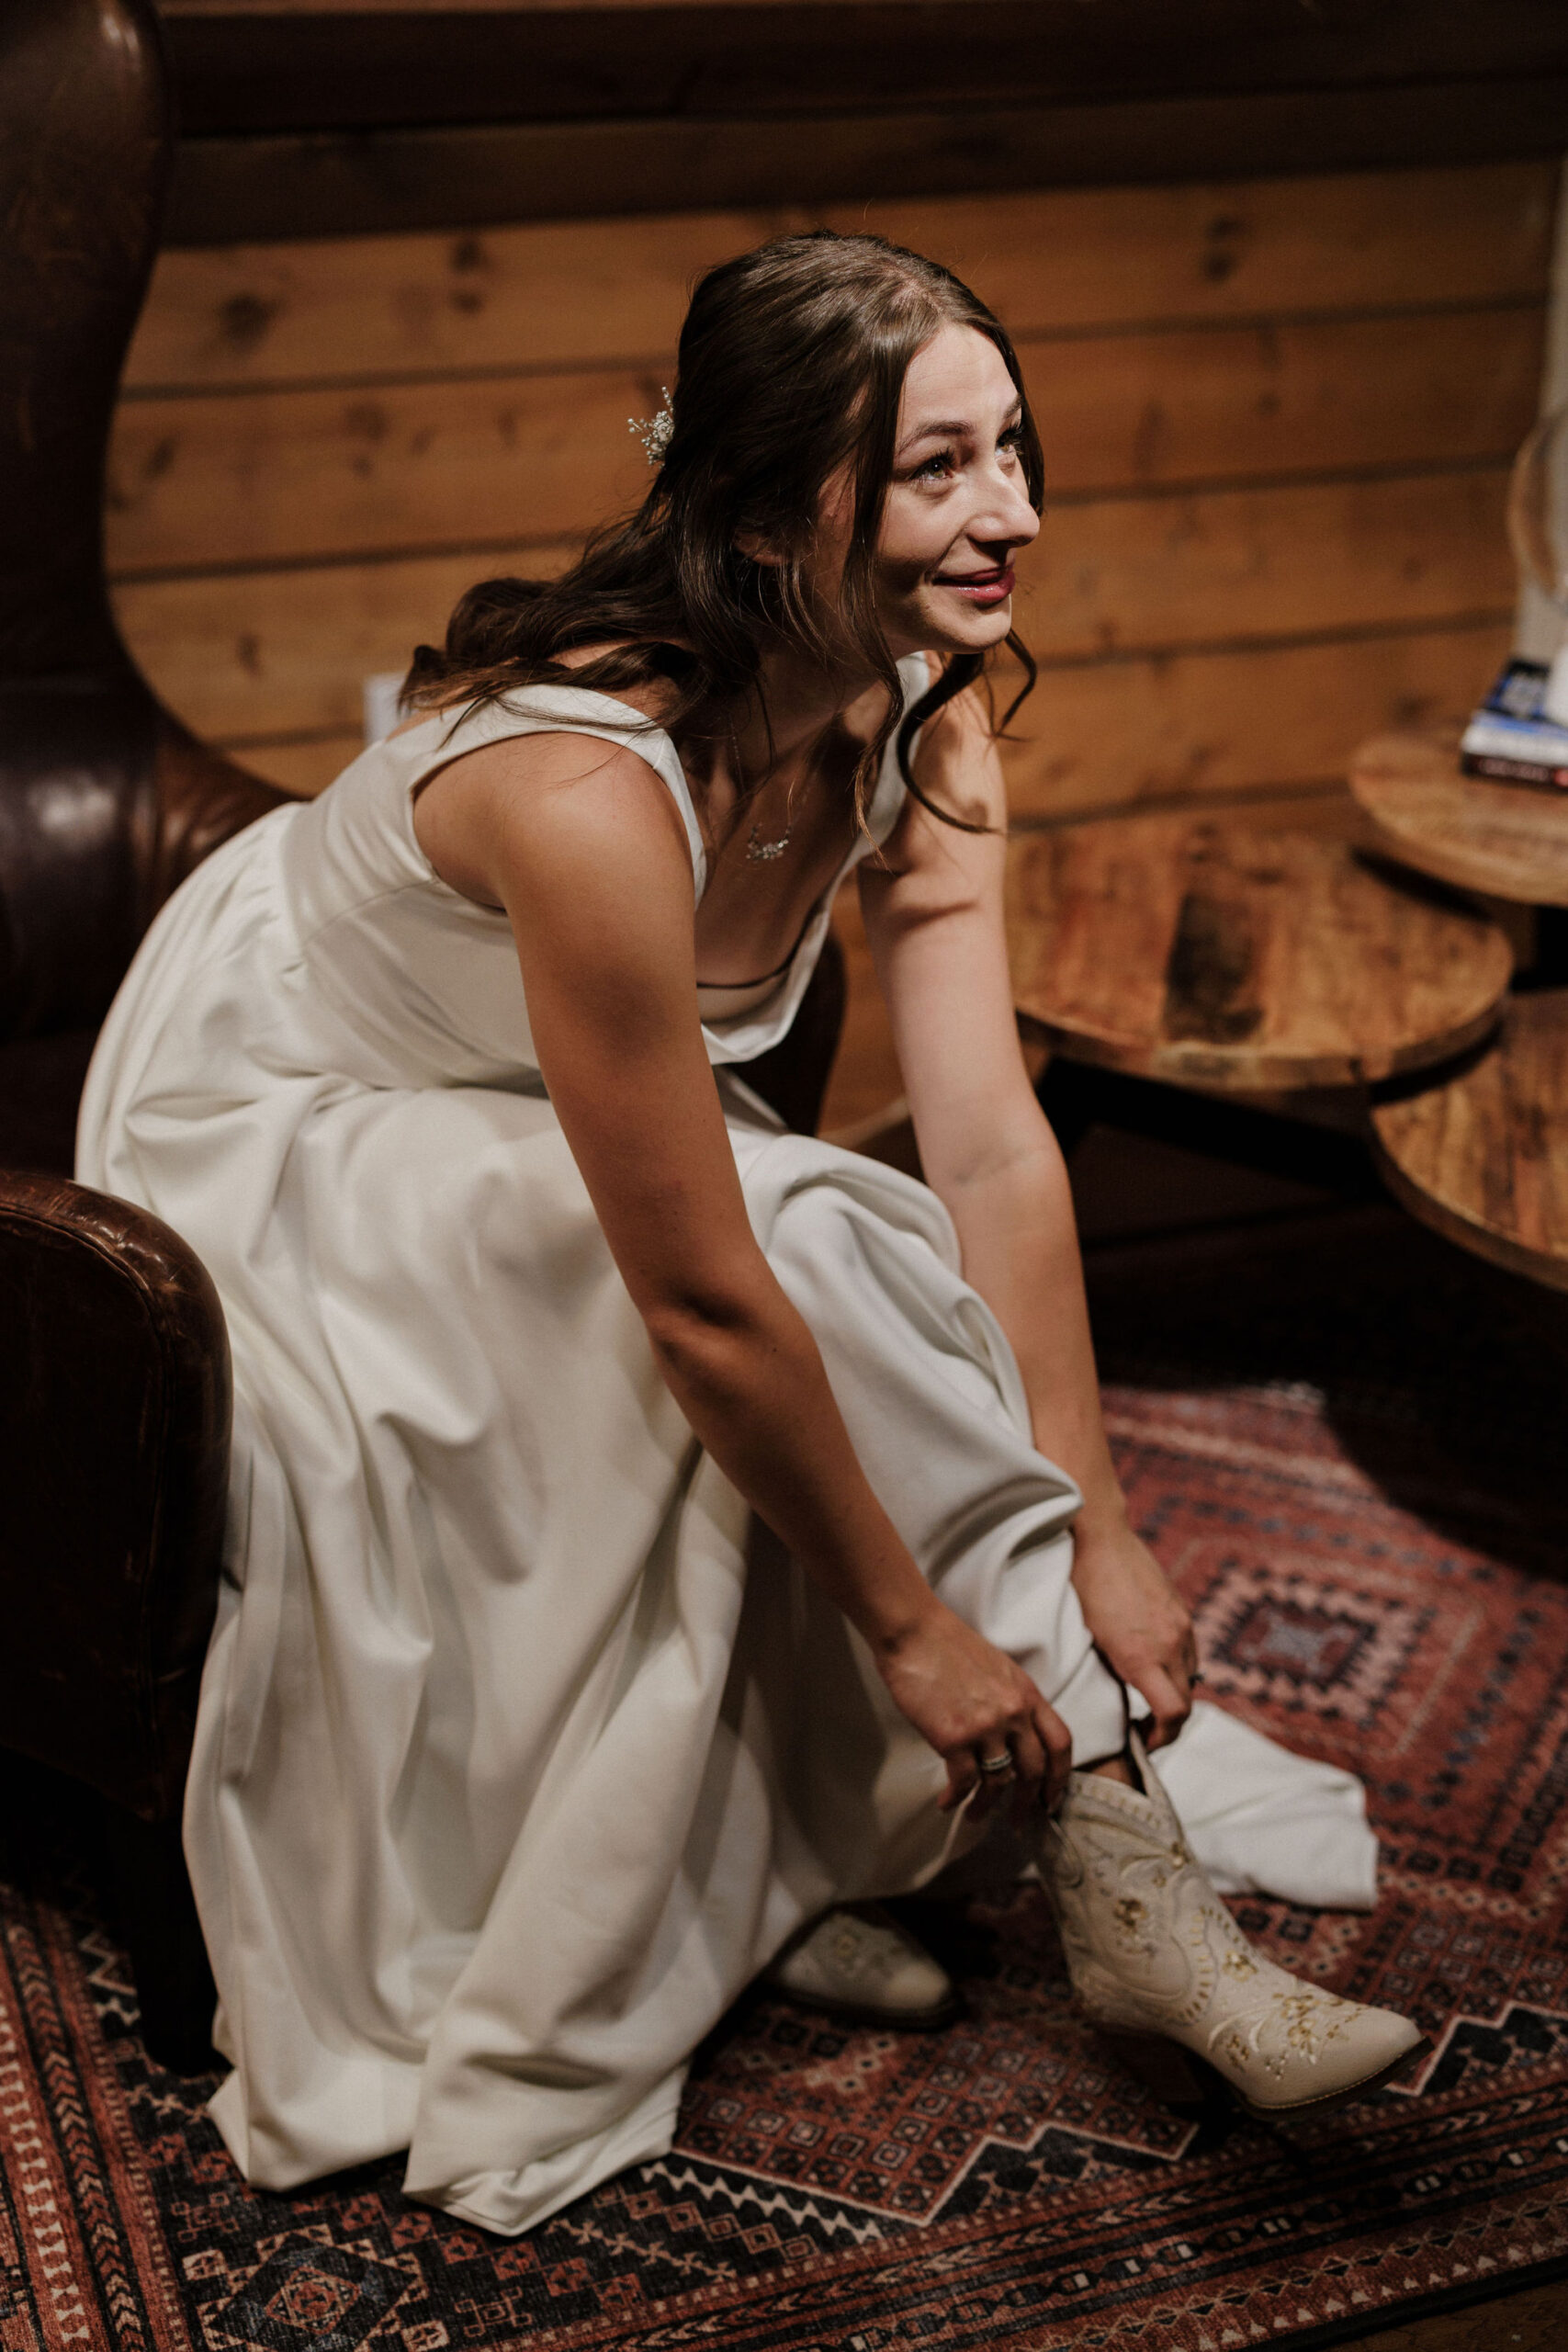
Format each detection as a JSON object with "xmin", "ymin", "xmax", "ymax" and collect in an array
[{"xmin": 932, "ymin": 565, "xmax": 1016, "ymax": 598}]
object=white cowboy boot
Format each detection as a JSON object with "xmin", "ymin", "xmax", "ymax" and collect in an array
[
  {"xmin": 1040, "ymin": 1734, "xmax": 1425, "ymax": 2118},
  {"xmin": 765, "ymin": 1903, "xmax": 958, "ymax": 2029}
]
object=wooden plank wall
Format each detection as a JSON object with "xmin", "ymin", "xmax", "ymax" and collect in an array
[
  {"xmin": 156, "ymin": 0, "xmax": 1568, "ymax": 239},
  {"xmin": 109, "ymin": 158, "xmax": 1558, "ymax": 1125}
]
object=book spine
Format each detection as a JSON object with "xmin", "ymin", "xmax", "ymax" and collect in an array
[{"xmin": 1460, "ymin": 750, "xmax": 1568, "ymax": 791}]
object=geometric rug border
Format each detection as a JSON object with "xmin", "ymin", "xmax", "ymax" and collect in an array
[
  {"xmin": 470, "ymin": 2238, "xmax": 1568, "ymax": 2352},
  {"xmin": 517, "ymin": 2221, "xmax": 1568, "ymax": 2352},
  {"xmin": 1247, "ymin": 2252, "xmax": 1568, "ymax": 2352},
  {"xmin": 451, "ymin": 2125, "xmax": 1568, "ymax": 2352}
]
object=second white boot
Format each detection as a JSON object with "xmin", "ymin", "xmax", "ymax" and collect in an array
[{"xmin": 765, "ymin": 1903, "xmax": 958, "ymax": 2030}]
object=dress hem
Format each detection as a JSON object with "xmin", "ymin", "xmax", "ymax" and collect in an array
[{"xmin": 420, "ymin": 2089, "xmax": 686, "ymax": 2238}]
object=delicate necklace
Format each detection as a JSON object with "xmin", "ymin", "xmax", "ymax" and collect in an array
[
  {"xmin": 745, "ymin": 815, "xmax": 793, "ymax": 864},
  {"xmin": 724, "ymin": 714, "xmax": 795, "ymax": 864}
]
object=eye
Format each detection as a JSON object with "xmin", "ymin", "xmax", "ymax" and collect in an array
[
  {"xmin": 912, "ymin": 447, "xmax": 956, "ymax": 481},
  {"xmin": 998, "ymin": 423, "xmax": 1025, "ymax": 458}
]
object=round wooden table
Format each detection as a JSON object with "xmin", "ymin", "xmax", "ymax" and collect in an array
[
  {"xmin": 1006, "ymin": 813, "xmax": 1513, "ymax": 1093},
  {"xmin": 1372, "ymin": 990, "xmax": 1568, "ymax": 1294},
  {"xmin": 1349, "ymin": 733, "xmax": 1568, "ymax": 910}
]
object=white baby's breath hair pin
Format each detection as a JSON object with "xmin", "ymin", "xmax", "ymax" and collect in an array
[{"xmin": 629, "ymin": 388, "xmax": 674, "ymax": 467}]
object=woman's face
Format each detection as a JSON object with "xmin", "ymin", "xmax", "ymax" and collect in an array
[{"xmin": 814, "ymin": 322, "xmax": 1041, "ymax": 665}]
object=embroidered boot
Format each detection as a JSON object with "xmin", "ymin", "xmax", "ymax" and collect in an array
[
  {"xmin": 765, "ymin": 1903, "xmax": 959, "ymax": 2030},
  {"xmin": 1039, "ymin": 1734, "xmax": 1425, "ymax": 2118}
]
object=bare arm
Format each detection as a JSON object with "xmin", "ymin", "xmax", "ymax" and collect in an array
[
  {"xmin": 413, "ymin": 729, "xmax": 1070, "ymax": 1807},
  {"xmin": 859, "ymin": 691, "xmax": 1197, "ymax": 1747}
]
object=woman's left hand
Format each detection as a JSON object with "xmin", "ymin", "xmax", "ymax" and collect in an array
[{"xmin": 1069, "ymin": 1518, "xmax": 1198, "ymax": 1751}]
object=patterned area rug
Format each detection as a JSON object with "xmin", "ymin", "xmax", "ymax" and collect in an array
[{"xmin": 4, "ymin": 1204, "xmax": 1568, "ymax": 2352}]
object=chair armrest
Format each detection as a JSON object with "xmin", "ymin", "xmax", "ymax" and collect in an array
[{"xmin": 0, "ymin": 1170, "xmax": 231, "ymax": 1820}]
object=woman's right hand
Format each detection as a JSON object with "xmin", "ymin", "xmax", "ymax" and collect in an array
[{"xmin": 874, "ymin": 1601, "xmax": 1072, "ymax": 1817}]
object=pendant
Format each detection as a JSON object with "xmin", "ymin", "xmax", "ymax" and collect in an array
[{"xmin": 745, "ymin": 819, "xmax": 792, "ymax": 863}]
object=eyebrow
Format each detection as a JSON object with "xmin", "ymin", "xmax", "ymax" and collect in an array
[{"xmin": 897, "ymin": 401, "xmax": 1023, "ymax": 455}]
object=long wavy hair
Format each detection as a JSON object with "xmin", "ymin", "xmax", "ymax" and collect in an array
[{"xmin": 404, "ymin": 230, "xmax": 1043, "ymax": 831}]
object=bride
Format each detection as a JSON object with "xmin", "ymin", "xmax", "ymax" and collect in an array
[{"xmin": 77, "ymin": 230, "xmax": 1419, "ymax": 2234}]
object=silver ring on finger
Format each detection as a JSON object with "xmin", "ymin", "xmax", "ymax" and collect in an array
[{"xmin": 977, "ymin": 1752, "xmax": 1016, "ymax": 1780}]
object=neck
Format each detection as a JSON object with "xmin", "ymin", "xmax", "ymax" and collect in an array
[{"xmin": 728, "ymin": 638, "xmax": 887, "ymax": 786}]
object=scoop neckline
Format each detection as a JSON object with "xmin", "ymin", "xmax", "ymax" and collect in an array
[
  {"xmin": 401, "ymin": 662, "xmax": 918, "ymax": 938},
  {"xmin": 389, "ymin": 661, "xmax": 923, "ymax": 1056},
  {"xmin": 496, "ymin": 668, "xmax": 913, "ymax": 869},
  {"xmin": 521, "ymin": 673, "xmax": 918, "ymax": 1020}
]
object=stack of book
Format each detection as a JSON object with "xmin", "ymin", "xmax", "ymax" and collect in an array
[{"xmin": 1460, "ymin": 657, "xmax": 1568, "ymax": 789}]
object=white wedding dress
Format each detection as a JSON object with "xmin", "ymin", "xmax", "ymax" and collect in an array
[{"xmin": 76, "ymin": 661, "xmax": 1374, "ymax": 2234}]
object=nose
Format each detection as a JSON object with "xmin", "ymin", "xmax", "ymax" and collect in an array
[{"xmin": 973, "ymin": 458, "xmax": 1040, "ymax": 553}]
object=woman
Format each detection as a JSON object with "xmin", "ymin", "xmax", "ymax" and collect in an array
[{"xmin": 77, "ymin": 232, "xmax": 1419, "ymax": 2234}]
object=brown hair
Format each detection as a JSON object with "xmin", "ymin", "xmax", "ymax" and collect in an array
[{"xmin": 405, "ymin": 230, "xmax": 1043, "ymax": 829}]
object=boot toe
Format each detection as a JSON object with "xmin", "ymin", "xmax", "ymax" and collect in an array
[
  {"xmin": 765, "ymin": 1905, "xmax": 958, "ymax": 2028},
  {"xmin": 1242, "ymin": 2006, "xmax": 1426, "ymax": 2115}
]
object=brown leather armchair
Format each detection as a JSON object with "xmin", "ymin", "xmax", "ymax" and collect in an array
[
  {"xmin": 0, "ymin": 0, "xmax": 841, "ymax": 2071},
  {"xmin": 0, "ymin": 0, "xmax": 292, "ymax": 2067}
]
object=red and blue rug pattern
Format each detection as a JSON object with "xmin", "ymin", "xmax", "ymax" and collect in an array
[{"xmin": 3, "ymin": 1207, "xmax": 1567, "ymax": 2349}]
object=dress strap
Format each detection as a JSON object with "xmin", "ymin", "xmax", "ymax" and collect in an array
[{"xmin": 865, "ymin": 651, "xmax": 934, "ymax": 848}]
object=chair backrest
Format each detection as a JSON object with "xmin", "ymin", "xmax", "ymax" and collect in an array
[{"xmin": 0, "ymin": 0, "xmax": 288, "ymax": 1058}]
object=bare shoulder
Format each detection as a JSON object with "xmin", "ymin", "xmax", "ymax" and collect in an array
[
  {"xmin": 877, "ymin": 684, "xmax": 1006, "ymax": 878},
  {"xmin": 412, "ymin": 726, "xmax": 691, "ymax": 910},
  {"xmin": 917, "ymin": 681, "xmax": 1003, "ymax": 782}
]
